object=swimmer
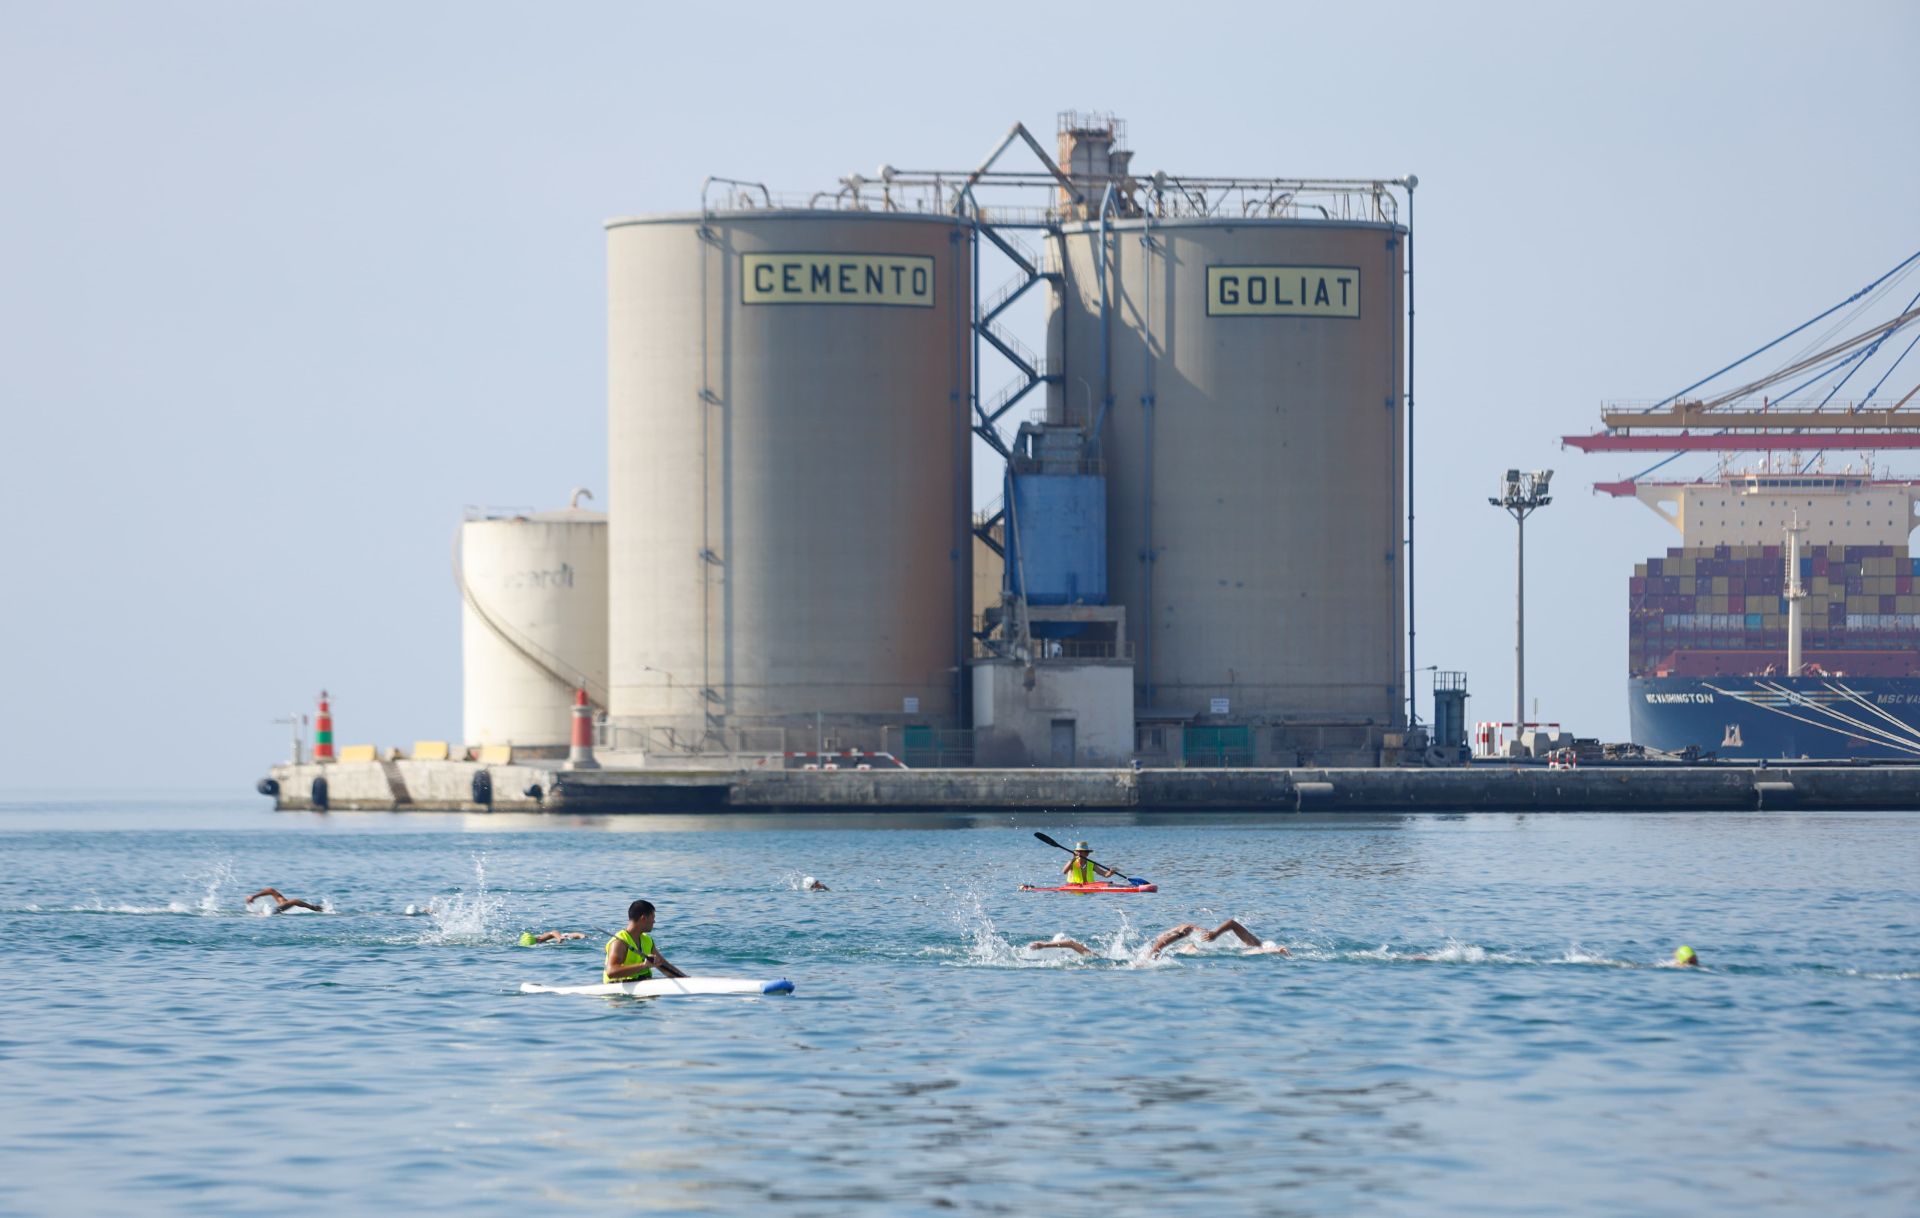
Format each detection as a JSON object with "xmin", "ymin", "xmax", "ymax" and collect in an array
[
  {"xmin": 1062, "ymin": 842, "xmax": 1119, "ymax": 885},
  {"xmin": 245, "ymin": 887, "xmax": 323, "ymax": 914},
  {"xmin": 1673, "ymin": 945, "xmax": 1701, "ymax": 967},
  {"xmin": 519, "ymin": 931, "xmax": 588, "ymax": 946},
  {"xmin": 1147, "ymin": 920, "xmax": 1289, "ymax": 958},
  {"xmin": 1027, "ymin": 920, "xmax": 1288, "ymax": 959},
  {"xmin": 604, "ymin": 899, "xmax": 688, "ymax": 983},
  {"xmin": 801, "ymin": 876, "xmax": 830, "ymax": 891},
  {"xmin": 403, "ymin": 902, "xmax": 438, "ymax": 917}
]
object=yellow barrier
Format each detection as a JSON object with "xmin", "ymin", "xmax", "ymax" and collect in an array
[
  {"xmin": 338, "ymin": 744, "xmax": 378, "ymax": 764},
  {"xmin": 477, "ymin": 744, "xmax": 513, "ymax": 765},
  {"xmin": 410, "ymin": 740, "xmax": 451, "ymax": 761}
]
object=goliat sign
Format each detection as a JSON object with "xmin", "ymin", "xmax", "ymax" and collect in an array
[
  {"xmin": 743, "ymin": 253, "xmax": 935, "ymax": 307},
  {"xmin": 1205, "ymin": 265, "xmax": 1360, "ymax": 318}
]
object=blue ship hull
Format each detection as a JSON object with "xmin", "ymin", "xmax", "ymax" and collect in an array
[{"xmin": 1629, "ymin": 676, "xmax": 1920, "ymax": 759}]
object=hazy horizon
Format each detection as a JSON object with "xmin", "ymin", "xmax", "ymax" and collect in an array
[{"xmin": 4, "ymin": 1, "xmax": 1916, "ymax": 791}]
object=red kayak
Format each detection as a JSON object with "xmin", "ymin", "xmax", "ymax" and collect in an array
[{"xmin": 1019, "ymin": 882, "xmax": 1158, "ymax": 894}]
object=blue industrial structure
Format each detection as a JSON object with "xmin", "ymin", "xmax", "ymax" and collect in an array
[{"xmin": 1005, "ymin": 471, "xmax": 1106, "ymax": 607}]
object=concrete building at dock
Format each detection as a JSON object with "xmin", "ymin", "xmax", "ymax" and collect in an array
[{"xmin": 436, "ymin": 114, "xmax": 1419, "ymax": 773}]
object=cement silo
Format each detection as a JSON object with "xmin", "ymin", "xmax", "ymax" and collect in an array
[
  {"xmin": 1057, "ymin": 217, "xmax": 1404, "ymax": 764},
  {"xmin": 457, "ymin": 500, "xmax": 609, "ymax": 752},
  {"xmin": 605, "ymin": 210, "xmax": 971, "ymax": 755}
]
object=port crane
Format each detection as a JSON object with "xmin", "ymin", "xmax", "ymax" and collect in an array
[{"xmin": 1564, "ymin": 249, "xmax": 1920, "ymax": 491}]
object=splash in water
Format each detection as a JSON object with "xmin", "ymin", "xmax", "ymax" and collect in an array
[
  {"xmin": 194, "ymin": 859, "xmax": 237, "ymax": 914},
  {"xmin": 943, "ymin": 897, "xmax": 1168, "ymax": 969},
  {"xmin": 72, "ymin": 899, "xmax": 201, "ymax": 915},
  {"xmin": 69, "ymin": 858, "xmax": 245, "ymax": 915},
  {"xmin": 943, "ymin": 887, "xmax": 1101, "ymax": 967},
  {"xmin": 1101, "ymin": 910, "xmax": 1156, "ymax": 964},
  {"xmin": 1557, "ymin": 943, "xmax": 1630, "ymax": 967},
  {"xmin": 420, "ymin": 853, "xmax": 508, "ymax": 943},
  {"xmin": 1424, "ymin": 938, "xmax": 1504, "ymax": 964},
  {"xmin": 1330, "ymin": 938, "xmax": 1550, "ymax": 965},
  {"xmin": 950, "ymin": 886, "xmax": 1022, "ymax": 966}
]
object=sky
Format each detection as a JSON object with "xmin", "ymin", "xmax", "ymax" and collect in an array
[{"xmin": 2, "ymin": 1, "xmax": 1915, "ymax": 791}]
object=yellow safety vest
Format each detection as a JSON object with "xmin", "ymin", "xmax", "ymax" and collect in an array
[
  {"xmin": 605, "ymin": 929, "xmax": 655, "ymax": 984},
  {"xmin": 1068, "ymin": 859, "xmax": 1096, "ymax": 884}
]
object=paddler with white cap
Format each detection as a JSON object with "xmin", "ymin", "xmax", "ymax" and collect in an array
[{"xmin": 1062, "ymin": 841, "xmax": 1121, "ymax": 886}]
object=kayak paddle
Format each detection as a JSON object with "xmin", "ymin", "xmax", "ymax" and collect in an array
[{"xmin": 1032, "ymin": 832, "xmax": 1150, "ymax": 886}]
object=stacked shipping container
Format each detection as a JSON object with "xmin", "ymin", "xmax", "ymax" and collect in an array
[{"xmin": 1629, "ymin": 545, "xmax": 1920, "ymax": 678}]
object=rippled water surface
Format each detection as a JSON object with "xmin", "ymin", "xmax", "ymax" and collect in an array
[{"xmin": 1, "ymin": 799, "xmax": 1916, "ymax": 1216}]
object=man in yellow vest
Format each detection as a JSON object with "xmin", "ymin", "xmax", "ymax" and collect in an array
[
  {"xmin": 1062, "ymin": 842, "xmax": 1121, "ymax": 885},
  {"xmin": 604, "ymin": 899, "xmax": 688, "ymax": 984}
]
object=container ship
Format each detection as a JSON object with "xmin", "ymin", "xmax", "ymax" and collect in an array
[
  {"xmin": 1622, "ymin": 470, "xmax": 1920, "ymax": 758},
  {"xmin": 1567, "ymin": 249, "xmax": 1920, "ymax": 759}
]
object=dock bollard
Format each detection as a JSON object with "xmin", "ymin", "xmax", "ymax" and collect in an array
[
  {"xmin": 1292, "ymin": 781, "xmax": 1335, "ymax": 811},
  {"xmin": 566, "ymin": 687, "xmax": 599, "ymax": 770},
  {"xmin": 313, "ymin": 691, "xmax": 335, "ymax": 763},
  {"xmin": 1753, "ymin": 780, "xmax": 1796, "ymax": 810}
]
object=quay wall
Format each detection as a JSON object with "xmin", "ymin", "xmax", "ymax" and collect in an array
[{"xmin": 263, "ymin": 762, "xmax": 1920, "ymax": 814}]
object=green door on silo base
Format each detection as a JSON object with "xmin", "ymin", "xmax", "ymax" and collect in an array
[
  {"xmin": 1182, "ymin": 725, "xmax": 1252, "ymax": 768},
  {"xmin": 903, "ymin": 724, "xmax": 937, "ymax": 768}
]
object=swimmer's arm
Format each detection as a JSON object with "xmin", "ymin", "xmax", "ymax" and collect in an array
[
  {"xmin": 1027, "ymin": 940, "xmax": 1094, "ymax": 955},
  {"xmin": 1146, "ymin": 924, "xmax": 1200, "ymax": 958},
  {"xmin": 1201, "ymin": 919, "xmax": 1261, "ymax": 948}
]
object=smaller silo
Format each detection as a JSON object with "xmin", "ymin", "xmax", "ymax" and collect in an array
[{"xmin": 458, "ymin": 496, "xmax": 608, "ymax": 753}]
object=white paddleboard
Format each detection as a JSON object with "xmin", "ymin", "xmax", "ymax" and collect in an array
[{"xmin": 519, "ymin": 976, "xmax": 795, "ymax": 998}]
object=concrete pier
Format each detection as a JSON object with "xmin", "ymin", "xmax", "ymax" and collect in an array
[{"xmin": 260, "ymin": 760, "xmax": 1920, "ymax": 814}]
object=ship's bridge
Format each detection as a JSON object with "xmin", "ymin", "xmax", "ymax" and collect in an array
[{"xmin": 1632, "ymin": 476, "xmax": 1920, "ymax": 549}]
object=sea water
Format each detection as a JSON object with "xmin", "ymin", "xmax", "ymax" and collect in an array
[{"xmin": 0, "ymin": 799, "xmax": 1915, "ymax": 1217}]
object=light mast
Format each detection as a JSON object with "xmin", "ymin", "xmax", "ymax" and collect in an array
[{"xmin": 1784, "ymin": 512, "xmax": 1806, "ymax": 678}]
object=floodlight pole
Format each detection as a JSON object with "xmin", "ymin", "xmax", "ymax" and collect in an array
[
  {"xmin": 1490, "ymin": 472, "xmax": 1552, "ymax": 746},
  {"xmin": 1515, "ymin": 509, "xmax": 1526, "ymax": 734}
]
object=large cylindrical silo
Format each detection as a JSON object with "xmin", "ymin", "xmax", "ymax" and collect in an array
[
  {"xmin": 458, "ymin": 505, "xmax": 609, "ymax": 751},
  {"xmin": 1057, "ymin": 218, "xmax": 1404, "ymax": 762},
  {"xmin": 606, "ymin": 210, "xmax": 972, "ymax": 754}
]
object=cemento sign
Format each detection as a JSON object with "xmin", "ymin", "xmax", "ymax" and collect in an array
[
  {"xmin": 1206, "ymin": 265, "xmax": 1360, "ymax": 318},
  {"xmin": 742, "ymin": 253, "xmax": 935, "ymax": 307}
]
